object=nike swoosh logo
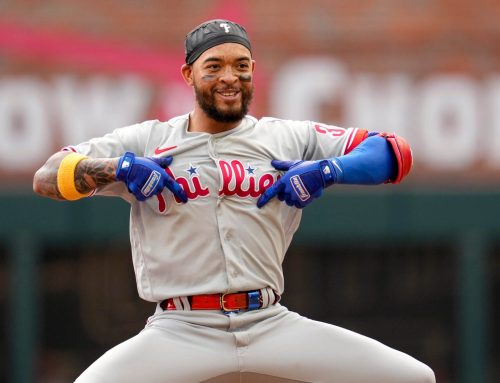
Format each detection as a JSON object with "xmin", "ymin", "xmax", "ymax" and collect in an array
[{"xmin": 154, "ymin": 145, "xmax": 177, "ymax": 155}]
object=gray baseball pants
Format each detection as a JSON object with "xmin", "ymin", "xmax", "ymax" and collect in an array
[{"xmin": 75, "ymin": 304, "xmax": 435, "ymax": 383}]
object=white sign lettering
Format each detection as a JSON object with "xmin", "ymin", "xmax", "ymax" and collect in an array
[
  {"xmin": 0, "ymin": 78, "xmax": 52, "ymax": 170},
  {"xmin": 55, "ymin": 75, "xmax": 151, "ymax": 144},
  {"xmin": 271, "ymin": 57, "xmax": 500, "ymax": 172},
  {"xmin": 0, "ymin": 60, "xmax": 499, "ymax": 178}
]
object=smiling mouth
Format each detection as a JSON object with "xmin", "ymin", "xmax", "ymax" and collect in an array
[{"xmin": 216, "ymin": 89, "xmax": 240, "ymax": 100}]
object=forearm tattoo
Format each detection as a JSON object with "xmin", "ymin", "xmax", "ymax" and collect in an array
[{"xmin": 74, "ymin": 159, "xmax": 118, "ymax": 194}]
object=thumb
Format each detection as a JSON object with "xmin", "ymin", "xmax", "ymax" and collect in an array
[
  {"xmin": 271, "ymin": 160, "xmax": 297, "ymax": 171},
  {"xmin": 152, "ymin": 156, "xmax": 173, "ymax": 168}
]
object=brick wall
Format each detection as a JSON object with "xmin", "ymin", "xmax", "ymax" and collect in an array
[
  {"xmin": 3, "ymin": 0, "xmax": 498, "ymax": 72},
  {"xmin": 1, "ymin": 0, "xmax": 499, "ymax": 183}
]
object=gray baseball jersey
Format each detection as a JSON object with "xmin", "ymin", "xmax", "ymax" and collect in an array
[
  {"xmin": 66, "ymin": 114, "xmax": 366, "ymax": 302},
  {"xmin": 70, "ymin": 115, "xmax": 435, "ymax": 383}
]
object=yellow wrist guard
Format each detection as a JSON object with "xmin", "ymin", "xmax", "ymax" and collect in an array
[{"xmin": 57, "ymin": 153, "xmax": 91, "ymax": 200}]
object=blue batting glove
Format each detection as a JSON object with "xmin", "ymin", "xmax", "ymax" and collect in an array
[
  {"xmin": 257, "ymin": 159, "xmax": 342, "ymax": 209},
  {"xmin": 116, "ymin": 152, "xmax": 188, "ymax": 203}
]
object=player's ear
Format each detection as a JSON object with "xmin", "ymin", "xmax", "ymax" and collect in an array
[
  {"xmin": 251, "ymin": 59, "xmax": 256, "ymax": 74},
  {"xmin": 181, "ymin": 64, "xmax": 194, "ymax": 86}
]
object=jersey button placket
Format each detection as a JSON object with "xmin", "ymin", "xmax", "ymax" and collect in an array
[
  {"xmin": 212, "ymin": 138, "xmax": 232, "ymax": 290},
  {"xmin": 208, "ymin": 136, "xmax": 218, "ymax": 160}
]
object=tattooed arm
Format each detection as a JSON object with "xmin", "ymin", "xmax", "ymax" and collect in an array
[{"xmin": 33, "ymin": 151, "xmax": 119, "ymax": 201}]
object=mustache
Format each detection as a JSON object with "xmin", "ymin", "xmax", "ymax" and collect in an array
[{"xmin": 214, "ymin": 87, "xmax": 241, "ymax": 92}]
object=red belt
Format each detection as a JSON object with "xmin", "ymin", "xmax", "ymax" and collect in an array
[{"xmin": 160, "ymin": 290, "xmax": 276, "ymax": 312}]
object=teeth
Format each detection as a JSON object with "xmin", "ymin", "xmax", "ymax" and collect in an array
[{"xmin": 219, "ymin": 91, "xmax": 237, "ymax": 96}]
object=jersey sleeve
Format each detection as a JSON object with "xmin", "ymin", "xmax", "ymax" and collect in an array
[
  {"xmin": 257, "ymin": 117, "xmax": 368, "ymax": 161},
  {"xmin": 62, "ymin": 120, "xmax": 156, "ymax": 199},
  {"xmin": 302, "ymin": 121, "xmax": 369, "ymax": 160}
]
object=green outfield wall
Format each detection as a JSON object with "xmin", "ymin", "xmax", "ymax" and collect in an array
[{"xmin": 1, "ymin": 189, "xmax": 497, "ymax": 383}]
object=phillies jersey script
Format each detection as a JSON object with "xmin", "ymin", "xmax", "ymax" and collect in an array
[{"xmin": 65, "ymin": 114, "xmax": 366, "ymax": 302}]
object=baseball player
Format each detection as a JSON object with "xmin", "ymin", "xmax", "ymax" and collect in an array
[{"xmin": 33, "ymin": 20, "xmax": 435, "ymax": 383}]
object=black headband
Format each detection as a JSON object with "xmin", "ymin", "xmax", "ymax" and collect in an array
[{"xmin": 184, "ymin": 19, "xmax": 252, "ymax": 64}]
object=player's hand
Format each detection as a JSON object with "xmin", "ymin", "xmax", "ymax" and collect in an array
[
  {"xmin": 116, "ymin": 152, "xmax": 188, "ymax": 203},
  {"xmin": 257, "ymin": 159, "xmax": 340, "ymax": 209}
]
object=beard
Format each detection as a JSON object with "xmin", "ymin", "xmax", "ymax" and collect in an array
[{"xmin": 193, "ymin": 81, "xmax": 253, "ymax": 123}]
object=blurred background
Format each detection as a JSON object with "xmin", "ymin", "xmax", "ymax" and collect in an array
[{"xmin": 1, "ymin": 0, "xmax": 499, "ymax": 382}]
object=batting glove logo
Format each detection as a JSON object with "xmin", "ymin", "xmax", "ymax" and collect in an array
[
  {"xmin": 290, "ymin": 175, "xmax": 310, "ymax": 202},
  {"xmin": 141, "ymin": 170, "xmax": 161, "ymax": 198}
]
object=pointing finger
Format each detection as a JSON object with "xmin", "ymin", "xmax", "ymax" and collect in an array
[
  {"xmin": 257, "ymin": 181, "xmax": 284, "ymax": 208},
  {"xmin": 164, "ymin": 175, "xmax": 188, "ymax": 203}
]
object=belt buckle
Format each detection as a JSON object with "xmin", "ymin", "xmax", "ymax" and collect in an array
[{"xmin": 220, "ymin": 293, "xmax": 238, "ymax": 313}]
